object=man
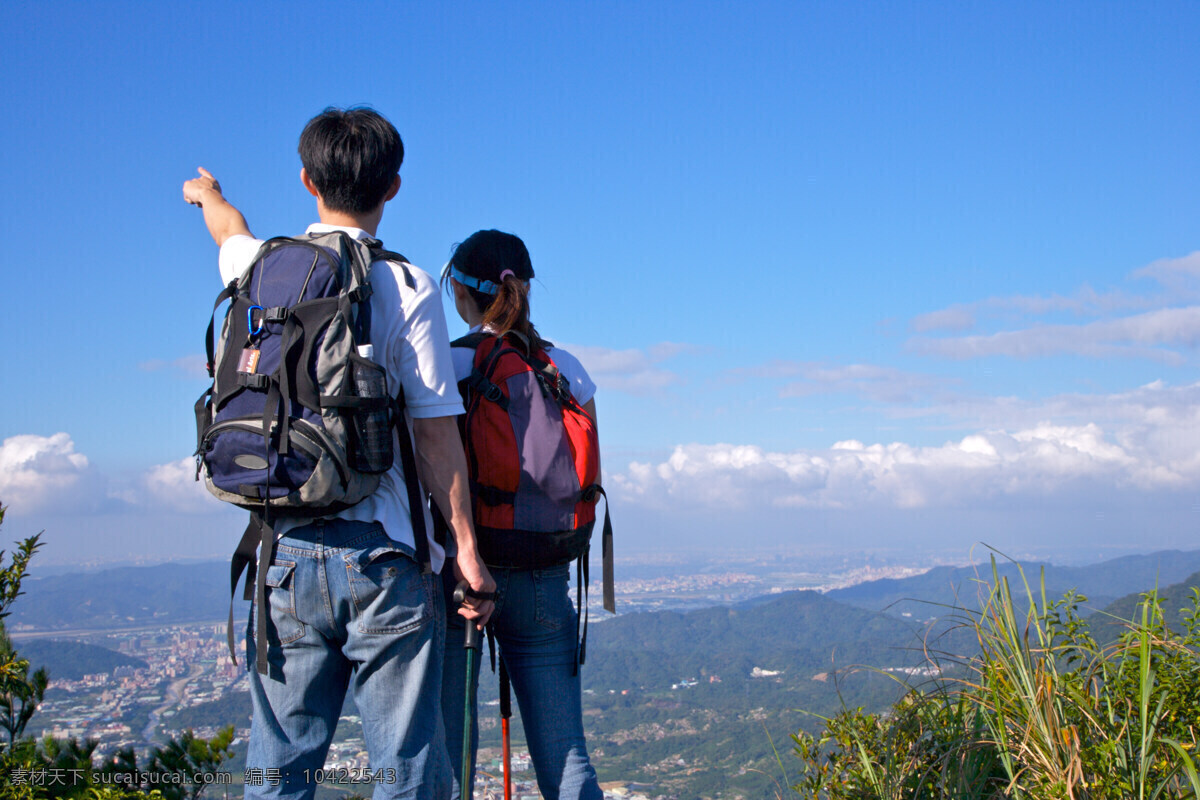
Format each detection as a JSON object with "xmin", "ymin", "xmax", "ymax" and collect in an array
[{"xmin": 183, "ymin": 107, "xmax": 494, "ymax": 799}]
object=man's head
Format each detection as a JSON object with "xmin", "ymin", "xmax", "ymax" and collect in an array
[{"xmin": 298, "ymin": 107, "xmax": 403, "ymax": 215}]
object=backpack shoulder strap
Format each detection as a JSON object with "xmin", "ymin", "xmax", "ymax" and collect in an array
[
  {"xmin": 362, "ymin": 238, "xmax": 416, "ymax": 290},
  {"xmin": 451, "ymin": 331, "xmax": 489, "ymax": 350}
]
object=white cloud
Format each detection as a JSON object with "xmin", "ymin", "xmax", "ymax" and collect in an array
[
  {"xmin": 0, "ymin": 434, "xmax": 228, "ymax": 517},
  {"xmin": 909, "ymin": 306, "xmax": 1200, "ymax": 362},
  {"xmin": 610, "ymin": 405, "xmax": 1197, "ymax": 513},
  {"xmin": 0, "ymin": 433, "xmax": 94, "ymax": 513},
  {"xmin": 138, "ymin": 458, "xmax": 226, "ymax": 514},
  {"xmin": 907, "ymin": 252, "xmax": 1200, "ymax": 351},
  {"xmin": 911, "ymin": 306, "xmax": 976, "ymax": 333},
  {"xmin": 910, "ymin": 287, "xmax": 1156, "ymax": 335},
  {"xmin": 564, "ymin": 342, "xmax": 692, "ymax": 395},
  {"xmin": 1131, "ymin": 251, "xmax": 1200, "ymax": 290}
]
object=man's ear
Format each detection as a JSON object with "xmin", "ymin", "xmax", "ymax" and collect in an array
[
  {"xmin": 300, "ymin": 168, "xmax": 319, "ymax": 197},
  {"xmin": 384, "ymin": 174, "xmax": 401, "ymax": 202}
]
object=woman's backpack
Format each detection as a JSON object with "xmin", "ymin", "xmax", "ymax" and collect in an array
[{"xmin": 454, "ymin": 332, "xmax": 614, "ymax": 625}]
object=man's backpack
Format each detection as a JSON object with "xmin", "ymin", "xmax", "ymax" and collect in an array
[
  {"xmin": 454, "ymin": 332, "xmax": 614, "ymax": 660},
  {"xmin": 194, "ymin": 231, "xmax": 428, "ymax": 673}
]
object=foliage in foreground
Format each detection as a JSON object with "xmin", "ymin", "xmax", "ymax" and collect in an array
[
  {"xmin": 0, "ymin": 502, "xmax": 234, "ymax": 799},
  {"xmin": 791, "ymin": 558, "xmax": 1200, "ymax": 799}
]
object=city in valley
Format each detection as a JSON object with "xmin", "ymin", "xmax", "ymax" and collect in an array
[{"xmin": 11, "ymin": 556, "xmax": 940, "ymax": 800}]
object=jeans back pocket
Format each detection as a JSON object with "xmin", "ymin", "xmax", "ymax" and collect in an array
[{"xmin": 345, "ymin": 538, "xmax": 432, "ymax": 635}]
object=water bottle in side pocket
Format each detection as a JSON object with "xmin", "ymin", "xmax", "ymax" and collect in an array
[{"xmin": 348, "ymin": 344, "xmax": 394, "ymax": 474}]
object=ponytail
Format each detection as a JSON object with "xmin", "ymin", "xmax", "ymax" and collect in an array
[{"xmin": 481, "ymin": 273, "xmax": 546, "ymax": 351}]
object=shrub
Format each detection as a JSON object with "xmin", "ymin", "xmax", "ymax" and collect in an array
[{"xmin": 791, "ymin": 558, "xmax": 1200, "ymax": 799}]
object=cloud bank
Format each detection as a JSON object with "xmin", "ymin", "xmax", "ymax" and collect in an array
[
  {"xmin": 0, "ymin": 434, "xmax": 223, "ymax": 516},
  {"xmin": 611, "ymin": 380, "xmax": 1200, "ymax": 514}
]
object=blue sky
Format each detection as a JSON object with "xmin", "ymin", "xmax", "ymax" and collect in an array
[{"xmin": 3, "ymin": 1, "xmax": 1200, "ymax": 566}]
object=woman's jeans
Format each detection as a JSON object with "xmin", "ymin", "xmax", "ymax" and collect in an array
[
  {"xmin": 442, "ymin": 563, "xmax": 602, "ymax": 800},
  {"xmin": 246, "ymin": 518, "xmax": 451, "ymax": 800}
]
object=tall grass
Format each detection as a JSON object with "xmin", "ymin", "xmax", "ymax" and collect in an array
[{"xmin": 791, "ymin": 558, "xmax": 1200, "ymax": 799}]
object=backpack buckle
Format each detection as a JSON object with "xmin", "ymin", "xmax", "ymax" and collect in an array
[
  {"xmin": 553, "ymin": 373, "xmax": 571, "ymax": 404},
  {"xmin": 349, "ymin": 285, "xmax": 373, "ymax": 303},
  {"xmin": 238, "ymin": 373, "xmax": 271, "ymax": 390}
]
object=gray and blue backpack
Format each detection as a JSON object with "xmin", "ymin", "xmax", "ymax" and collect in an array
[{"xmin": 194, "ymin": 231, "xmax": 427, "ymax": 673}]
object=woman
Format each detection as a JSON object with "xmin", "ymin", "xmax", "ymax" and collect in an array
[{"xmin": 440, "ymin": 229, "xmax": 603, "ymax": 800}]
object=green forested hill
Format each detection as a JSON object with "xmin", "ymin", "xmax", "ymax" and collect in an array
[
  {"xmin": 584, "ymin": 589, "xmax": 936, "ymax": 687},
  {"xmin": 1089, "ymin": 569, "xmax": 1200, "ymax": 643},
  {"xmin": 561, "ymin": 590, "xmax": 959, "ymax": 798},
  {"xmin": 17, "ymin": 639, "xmax": 146, "ymax": 681}
]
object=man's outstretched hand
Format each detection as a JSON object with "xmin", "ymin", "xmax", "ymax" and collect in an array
[
  {"xmin": 182, "ymin": 167, "xmax": 223, "ymax": 206},
  {"xmin": 182, "ymin": 167, "xmax": 251, "ymax": 246}
]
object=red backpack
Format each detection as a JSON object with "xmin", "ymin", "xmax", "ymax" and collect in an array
[{"xmin": 453, "ymin": 332, "xmax": 614, "ymax": 619}]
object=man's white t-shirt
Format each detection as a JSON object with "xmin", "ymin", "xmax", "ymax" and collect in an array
[{"xmin": 219, "ymin": 224, "xmax": 462, "ymax": 571}]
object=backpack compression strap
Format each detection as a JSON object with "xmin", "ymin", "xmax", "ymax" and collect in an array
[
  {"xmin": 226, "ymin": 508, "xmax": 278, "ymax": 676},
  {"xmin": 572, "ymin": 486, "xmax": 614, "ymax": 672}
]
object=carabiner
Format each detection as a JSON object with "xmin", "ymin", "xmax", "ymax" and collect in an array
[{"xmin": 247, "ymin": 305, "xmax": 265, "ymax": 338}]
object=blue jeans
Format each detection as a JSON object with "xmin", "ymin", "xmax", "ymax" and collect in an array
[
  {"xmin": 441, "ymin": 563, "xmax": 602, "ymax": 800},
  {"xmin": 246, "ymin": 518, "xmax": 451, "ymax": 800}
]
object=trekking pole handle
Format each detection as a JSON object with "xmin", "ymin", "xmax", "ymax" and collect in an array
[{"xmin": 452, "ymin": 582, "xmax": 484, "ymax": 650}]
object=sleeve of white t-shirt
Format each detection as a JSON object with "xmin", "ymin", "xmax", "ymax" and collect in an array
[
  {"xmin": 377, "ymin": 263, "xmax": 463, "ymax": 419},
  {"xmin": 218, "ymin": 234, "xmax": 264, "ymax": 285},
  {"xmin": 547, "ymin": 346, "xmax": 597, "ymax": 406}
]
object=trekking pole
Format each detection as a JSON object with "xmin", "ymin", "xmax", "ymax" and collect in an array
[
  {"xmin": 498, "ymin": 660, "xmax": 513, "ymax": 800},
  {"xmin": 452, "ymin": 582, "xmax": 483, "ymax": 799}
]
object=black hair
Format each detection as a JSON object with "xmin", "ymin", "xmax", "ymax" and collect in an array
[
  {"xmin": 442, "ymin": 230, "xmax": 548, "ymax": 350},
  {"xmin": 297, "ymin": 107, "xmax": 403, "ymax": 214}
]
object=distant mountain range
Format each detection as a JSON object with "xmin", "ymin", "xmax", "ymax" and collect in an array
[
  {"xmin": 825, "ymin": 549, "xmax": 1200, "ymax": 619},
  {"xmin": 11, "ymin": 561, "xmax": 236, "ymax": 630},
  {"xmin": 13, "ymin": 548, "xmax": 1199, "ymax": 633}
]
